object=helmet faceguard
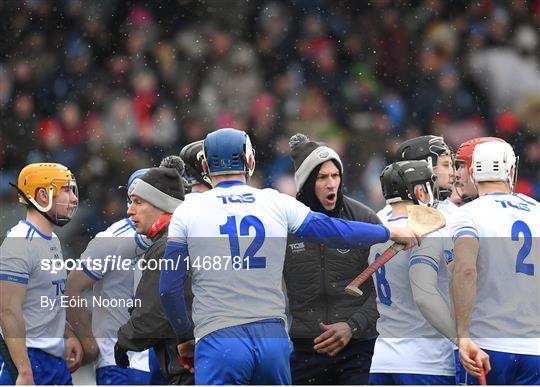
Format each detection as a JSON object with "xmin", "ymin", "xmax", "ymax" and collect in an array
[{"xmin": 11, "ymin": 163, "xmax": 78, "ymax": 227}]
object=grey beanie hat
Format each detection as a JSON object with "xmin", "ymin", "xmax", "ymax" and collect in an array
[
  {"xmin": 128, "ymin": 157, "xmax": 185, "ymax": 213},
  {"xmin": 289, "ymin": 133, "xmax": 343, "ymax": 191}
]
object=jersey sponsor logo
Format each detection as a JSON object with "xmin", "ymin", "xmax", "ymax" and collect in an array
[
  {"xmin": 337, "ymin": 249, "xmax": 350, "ymax": 254},
  {"xmin": 52, "ymin": 278, "xmax": 66, "ymax": 296},
  {"xmin": 494, "ymin": 199, "xmax": 530, "ymax": 212},
  {"xmin": 289, "ymin": 242, "xmax": 306, "ymax": 253},
  {"xmin": 217, "ymin": 193, "xmax": 255, "ymax": 204}
]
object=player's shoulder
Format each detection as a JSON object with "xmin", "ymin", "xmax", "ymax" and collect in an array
[
  {"xmin": 5, "ymin": 220, "xmax": 53, "ymax": 242},
  {"xmin": 261, "ymin": 186, "xmax": 286, "ymax": 198},
  {"xmin": 5, "ymin": 221, "xmax": 31, "ymax": 238},
  {"xmin": 98, "ymin": 218, "xmax": 136, "ymax": 238},
  {"xmin": 436, "ymin": 199, "xmax": 459, "ymax": 217},
  {"xmin": 512, "ymin": 193, "xmax": 539, "ymax": 208},
  {"xmin": 376, "ymin": 204, "xmax": 392, "ymax": 222}
]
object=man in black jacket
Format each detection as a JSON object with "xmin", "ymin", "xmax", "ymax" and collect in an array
[
  {"xmin": 284, "ymin": 134, "xmax": 381, "ymax": 385},
  {"xmin": 115, "ymin": 161, "xmax": 194, "ymax": 385}
]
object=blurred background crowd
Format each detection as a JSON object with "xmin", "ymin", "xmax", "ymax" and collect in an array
[{"xmin": 1, "ymin": 0, "xmax": 539, "ymax": 255}]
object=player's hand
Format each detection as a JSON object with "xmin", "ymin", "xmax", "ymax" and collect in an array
[
  {"xmin": 313, "ymin": 322, "xmax": 352, "ymax": 356},
  {"xmin": 177, "ymin": 340, "xmax": 195, "ymax": 374},
  {"xmin": 80, "ymin": 337, "xmax": 100, "ymax": 365},
  {"xmin": 15, "ymin": 371, "xmax": 35, "ymax": 385},
  {"xmin": 388, "ymin": 226, "xmax": 421, "ymax": 249},
  {"xmin": 114, "ymin": 342, "xmax": 130, "ymax": 368},
  {"xmin": 458, "ymin": 338, "xmax": 491, "ymax": 379},
  {"xmin": 64, "ymin": 335, "xmax": 84, "ymax": 373}
]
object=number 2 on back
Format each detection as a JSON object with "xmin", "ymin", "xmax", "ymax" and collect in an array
[{"xmin": 512, "ymin": 220, "xmax": 534, "ymax": 276}]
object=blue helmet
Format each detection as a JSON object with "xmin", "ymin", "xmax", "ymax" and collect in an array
[
  {"xmin": 126, "ymin": 168, "xmax": 150, "ymax": 205},
  {"xmin": 203, "ymin": 128, "xmax": 255, "ymax": 177}
]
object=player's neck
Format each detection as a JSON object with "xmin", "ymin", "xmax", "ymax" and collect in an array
[
  {"xmin": 389, "ymin": 201, "xmax": 413, "ymax": 218},
  {"xmin": 477, "ymin": 181, "xmax": 511, "ymax": 196},
  {"xmin": 211, "ymin": 174, "xmax": 246, "ymax": 187},
  {"xmin": 448, "ymin": 190, "xmax": 464, "ymax": 206},
  {"xmin": 26, "ymin": 209, "xmax": 54, "ymax": 236},
  {"xmin": 191, "ymin": 184, "xmax": 210, "ymax": 193}
]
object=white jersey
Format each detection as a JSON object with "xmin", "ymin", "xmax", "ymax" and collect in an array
[
  {"xmin": 0, "ymin": 221, "xmax": 66, "ymax": 358},
  {"xmin": 379, "ymin": 199, "xmax": 458, "ymax": 224},
  {"xmin": 450, "ymin": 193, "xmax": 540, "ymax": 355},
  {"xmin": 168, "ymin": 180, "xmax": 310, "ymax": 339},
  {"xmin": 80, "ymin": 218, "xmax": 152, "ymax": 370},
  {"xmin": 376, "ymin": 204, "xmax": 392, "ymax": 223},
  {"xmin": 436, "ymin": 198, "xmax": 459, "ymax": 219},
  {"xmin": 369, "ymin": 217, "xmax": 455, "ymax": 376}
]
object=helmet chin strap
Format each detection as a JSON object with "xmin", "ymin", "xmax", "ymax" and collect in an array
[{"xmin": 9, "ymin": 182, "xmax": 72, "ymax": 227}]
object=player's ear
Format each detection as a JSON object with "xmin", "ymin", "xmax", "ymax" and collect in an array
[
  {"xmin": 35, "ymin": 187, "xmax": 49, "ymax": 206},
  {"xmin": 414, "ymin": 185, "xmax": 426, "ymax": 203},
  {"xmin": 247, "ymin": 153, "xmax": 255, "ymax": 171}
]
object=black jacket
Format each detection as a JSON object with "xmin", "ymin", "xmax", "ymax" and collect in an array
[
  {"xmin": 117, "ymin": 225, "xmax": 193, "ymax": 384},
  {"xmin": 284, "ymin": 195, "xmax": 380, "ymax": 352}
]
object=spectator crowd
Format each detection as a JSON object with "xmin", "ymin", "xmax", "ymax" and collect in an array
[{"xmin": 1, "ymin": 0, "xmax": 539, "ymax": 252}]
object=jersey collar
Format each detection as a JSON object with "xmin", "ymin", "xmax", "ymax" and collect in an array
[
  {"xmin": 215, "ymin": 180, "xmax": 246, "ymax": 188},
  {"xmin": 21, "ymin": 220, "xmax": 52, "ymax": 240}
]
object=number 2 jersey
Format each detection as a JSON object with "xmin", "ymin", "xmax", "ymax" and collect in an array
[
  {"xmin": 168, "ymin": 181, "xmax": 311, "ymax": 340},
  {"xmin": 450, "ymin": 193, "xmax": 540, "ymax": 355},
  {"xmin": 368, "ymin": 217, "xmax": 455, "ymax": 376}
]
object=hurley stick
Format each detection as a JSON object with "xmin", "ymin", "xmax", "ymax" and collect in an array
[{"xmin": 345, "ymin": 205, "xmax": 446, "ymax": 297}]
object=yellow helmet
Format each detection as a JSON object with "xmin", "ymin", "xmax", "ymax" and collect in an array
[{"xmin": 16, "ymin": 163, "xmax": 77, "ymax": 213}]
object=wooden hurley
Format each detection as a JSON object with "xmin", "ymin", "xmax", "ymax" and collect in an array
[{"xmin": 345, "ymin": 205, "xmax": 446, "ymax": 297}]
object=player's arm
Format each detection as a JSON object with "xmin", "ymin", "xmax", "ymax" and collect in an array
[
  {"xmin": 451, "ymin": 227, "xmax": 490, "ymax": 377},
  {"xmin": 452, "ymin": 233, "xmax": 478, "ymax": 340},
  {"xmin": 0, "ymin": 280, "xmax": 34, "ymax": 384},
  {"xmin": 294, "ymin": 211, "xmax": 420, "ymax": 249},
  {"xmin": 158, "ymin": 240, "xmax": 190, "ymax": 337},
  {"xmin": 65, "ymin": 269, "xmax": 99, "ymax": 364},
  {"xmin": 409, "ymin": 237, "xmax": 457, "ymax": 344}
]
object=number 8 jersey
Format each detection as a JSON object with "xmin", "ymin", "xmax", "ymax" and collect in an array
[
  {"xmin": 168, "ymin": 180, "xmax": 311, "ymax": 340},
  {"xmin": 367, "ymin": 217, "xmax": 455, "ymax": 377},
  {"xmin": 450, "ymin": 193, "xmax": 540, "ymax": 355}
]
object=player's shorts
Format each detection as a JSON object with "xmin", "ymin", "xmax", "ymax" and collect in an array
[
  {"xmin": 0, "ymin": 347, "xmax": 72, "ymax": 385},
  {"xmin": 194, "ymin": 318, "xmax": 292, "ymax": 385},
  {"xmin": 455, "ymin": 348, "xmax": 540, "ymax": 385},
  {"xmin": 369, "ymin": 372, "xmax": 454, "ymax": 385},
  {"xmin": 148, "ymin": 347, "xmax": 169, "ymax": 385},
  {"xmin": 95, "ymin": 365, "xmax": 151, "ymax": 385}
]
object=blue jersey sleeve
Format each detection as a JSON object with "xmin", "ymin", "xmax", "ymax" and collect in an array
[
  {"xmin": 159, "ymin": 240, "xmax": 191, "ymax": 337},
  {"xmin": 294, "ymin": 211, "xmax": 390, "ymax": 248}
]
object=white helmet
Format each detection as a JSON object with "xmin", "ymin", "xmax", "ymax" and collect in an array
[{"xmin": 471, "ymin": 140, "xmax": 518, "ymax": 191}]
